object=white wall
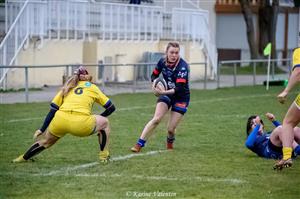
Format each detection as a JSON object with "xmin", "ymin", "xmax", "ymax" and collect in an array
[
  {"xmin": 217, "ymin": 14, "xmax": 258, "ymax": 50},
  {"xmin": 7, "ymin": 40, "xmax": 83, "ymax": 89},
  {"xmin": 6, "ymin": 39, "xmax": 208, "ymax": 88}
]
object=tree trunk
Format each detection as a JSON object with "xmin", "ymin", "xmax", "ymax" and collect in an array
[
  {"xmin": 270, "ymin": 0, "xmax": 279, "ymax": 59},
  {"xmin": 239, "ymin": 0, "xmax": 259, "ymax": 59},
  {"xmin": 258, "ymin": 0, "xmax": 279, "ymax": 59}
]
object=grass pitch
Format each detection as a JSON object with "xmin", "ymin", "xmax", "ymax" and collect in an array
[{"xmin": 1, "ymin": 86, "xmax": 300, "ymax": 199}]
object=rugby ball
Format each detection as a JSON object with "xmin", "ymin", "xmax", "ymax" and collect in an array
[{"xmin": 153, "ymin": 77, "xmax": 167, "ymax": 91}]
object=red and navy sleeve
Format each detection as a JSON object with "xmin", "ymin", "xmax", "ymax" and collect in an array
[{"xmin": 151, "ymin": 59, "xmax": 163, "ymax": 82}]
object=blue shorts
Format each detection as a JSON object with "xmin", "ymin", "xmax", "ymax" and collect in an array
[
  {"xmin": 262, "ymin": 140, "xmax": 282, "ymax": 159},
  {"xmin": 157, "ymin": 95, "xmax": 190, "ymax": 115}
]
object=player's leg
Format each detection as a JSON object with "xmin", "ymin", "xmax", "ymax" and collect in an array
[
  {"xmin": 131, "ymin": 101, "xmax": 169, "ymax": 152},
  {"xmin": 166, "ymin": 111, "xmax": 184, "ymax": 150},
  {"xmin": 293, "ymin": 127, "xmax": 300, "ymax": 144},
  {"xmin": 291, "ymin": 127, "xmax": 300, "ymax": 156},
  {"xmin": 272, "ymin": 126, "xmax": 300, "ymax": 149},
  {"xmin": 274, "ymin": 101, "xmax": 300, "ymax": 170},
  {"xmin": 282, "ymin": 103, "xmax": 300, "ymax": 155},
  {"xmin": 140, "ymin": 102, "xmax": 169, "ymax": 139},
  {"xmin": 166, "ymin": 100, "xmax": 188, "ymax": 150},
  {"xmin": 13, "ymin": 130, "xmax": 59, "ymax": 163},
  {"xmin": 269, "ymin": 126, "xmax": 282, "ymax": 147},
  {"xmin": 270, "ymin": 126, "xmax": 300, "ymax": 163},
  {"xmin": 94, "ymin": 115, "xmax": 110, "ymax": 162},
  {"xmin": 275, "ymin": 103, "xmax": 300, "ymax": 169}
]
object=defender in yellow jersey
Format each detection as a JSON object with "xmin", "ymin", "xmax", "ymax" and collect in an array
[
  {"xmin": 276, "ymin": 47, "xmax": 300, "ymax": 170},
  {"xmin": 13, "ymin": 66, "xmax": 115, "ymax": 163},
  {"xmin": 49, "ymin": 80, "xmax": 111, "ymax": 138}
]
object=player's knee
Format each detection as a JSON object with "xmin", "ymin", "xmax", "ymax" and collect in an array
[
  {"xmin": 40, "ymin": 137, "xmax": 56, "ymax": 148},
  {"xmin": 102, "ymin": 117, "xmax": 109, "ymax": 126},
  {"xmin": 152, "ymin": 117, "xmax": 162, "ymax": 125},
  {"xmin": 96, "ymin": 116, "xmax": 109, "ymax": 129}
]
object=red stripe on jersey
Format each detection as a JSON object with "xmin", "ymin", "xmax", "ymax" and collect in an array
[
  {"xmin": 176, "ymin": 78, "xmax": 186, "ymax": 83},
  {"xmin": 175, "ymin": 102, "xmax": 187, "ymax": 108},
  {"xmin": 153, "ymin": 68, "xmax": 160, "ymax": 75}
]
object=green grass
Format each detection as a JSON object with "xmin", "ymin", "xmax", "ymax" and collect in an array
[
  {"xmin": 0, "ymin": 88, "xmax": 43, "ymax": 93},
  {"xmin": 1, "ymin": 86, "xmax": 300, "ymax": 199},
  {"xmin": 220, "ymin": 64, "xmax": 286, "ymax": 75}
]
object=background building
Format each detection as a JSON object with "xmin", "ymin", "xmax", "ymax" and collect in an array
[
  {"xmin": 215, "ymin": 0, "xmax": 299, "ymax": 61},
  {"xmin": 1, "ymin": 0, "xmax": 298, "ymax": 90},
  {"xmin": 0, "ymin": 0, "xmax": 217, "ymax": 89}
]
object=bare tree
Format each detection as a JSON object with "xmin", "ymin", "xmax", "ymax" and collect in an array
[
  {"xmin": 239, "ymin": 0, "xmax": 259, "ymax": 59},
  {"xmin": 258, "ymin": 0, "xmax": 279, "ymax": 59},
  {"xmin": 240, "ymin": 0, "xmax": 279, "ymax": 59}
]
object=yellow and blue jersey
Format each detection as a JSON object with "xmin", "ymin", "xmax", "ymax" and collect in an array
[
  {"xmin": 52, "ymin": 81, "xmax": 110, "ymax": 115},
  {"xmin": 49, "ymin": 81, "xmax": 111, "ymax": 138},
  {"xmin": 292, "ymin": 47, "xmax": 300, "ymax": 70},
  {"xmin": 292, "ymin": 48, "xmax": 300, "ymax": 109}
]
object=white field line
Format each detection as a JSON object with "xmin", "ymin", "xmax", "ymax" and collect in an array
[
  {"xmin": 60, "ymin": 173, "xmax": 246, "ymax": 184},
  {"xmin": 188, "ymin": 113, "xmax": 249, "ymax": 119},
  {"xmin": 6, "ymin": 92, "xmax": 275, "ymax": 123},
  {"xmin": 3, "ymin": 170, "xmax": 246, "ymax": 185},
  {"xmin": 35, "ymin": 150, "xmax": 167, "ymax": 177},
  {"xmin": 30, "ymin": 148, "xmax": 245, "ymax": 184},
  {"xmin": 6, "ymin": 117, "xmax": 43, "ymax": 123}
]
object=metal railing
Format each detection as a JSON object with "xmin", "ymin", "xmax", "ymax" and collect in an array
[
  {"xmin": 171, "ymin": 8, "xmax": 217, "ymax": 75},
  {"xmin": 0, "ymin": 58, "xmax": 293, "ymax": 104},
  {"xmin": 5, "ymin": 1, "xmax": 164, "ymax": 41},
  {"xmin": 87, "ymin": 2, "xmax": 163, "ymax": 41},
  {"xmin": 0, "ymin": 0, "xmax": 30, "ymax": 88},
  {"xmin": 0, "ymin": 62, "xmax": 210, "ymax": 103},
  {"xmin": 217, "ymin": 58, "xmax": 292, "ymax": 88}
]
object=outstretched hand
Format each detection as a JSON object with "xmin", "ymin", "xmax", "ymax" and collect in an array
[
  {"xmin": 277, "ymin": 90, "xmax": 288, "ymax": 104},
  {"xmin": 254, "ymin": 116, "xmax": 261, "ymax": 125},
  {"xmin": 265, "ymin": 113, "xmax": 275, "ymax": 121}
]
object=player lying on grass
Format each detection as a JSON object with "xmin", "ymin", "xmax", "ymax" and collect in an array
[
  {"xmin": 13, "ymin": 66, "xmax": 115, "ymax": 163},
  {"xmin": 245, "ymin": 113, "xmax": 300, "ymax": 165},
  {"xmin": 131, "ymin": 41, "xmax": 190, "ymax": 152}
]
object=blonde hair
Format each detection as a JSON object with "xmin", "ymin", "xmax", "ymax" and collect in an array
[
  {"xmin": 61, "ymin": 74, "xmax": 92, "ymax": 97},
  {"xmin": 61, "ymin": 75, "xmax": 79, "ymax": 97}
]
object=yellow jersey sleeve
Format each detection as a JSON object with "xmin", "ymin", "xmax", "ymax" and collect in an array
[
  {"xmin": 93, "ymin": 85, "xmax": 110, "ymax": 106},
  {"xmin": 293, "ymin": 47, "xmax": 300, "ymax": 70},
  {"xmin": 51, "ymin": 91, "xmax": 64, "ymax": 107}
]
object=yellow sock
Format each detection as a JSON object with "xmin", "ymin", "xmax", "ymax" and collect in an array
[
  {"xmin": 99, "ymin": 149, "xmax": 109, "ymax": 159},
  {"xmin": 282, "ymin": 147, "xmax": 292, "ymax": 160}
]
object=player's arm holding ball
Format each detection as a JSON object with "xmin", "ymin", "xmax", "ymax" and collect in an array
[
  {"xmin": 152, "ymin": 78, "xmax": 173, "ymax": 96},
  {"xmin": 150, "ymin": 61, "xmax": 171, "ymax": 96},
  {"xmin": 150, "ymin": 61, "xmax": 177, "ymax": 96}
]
